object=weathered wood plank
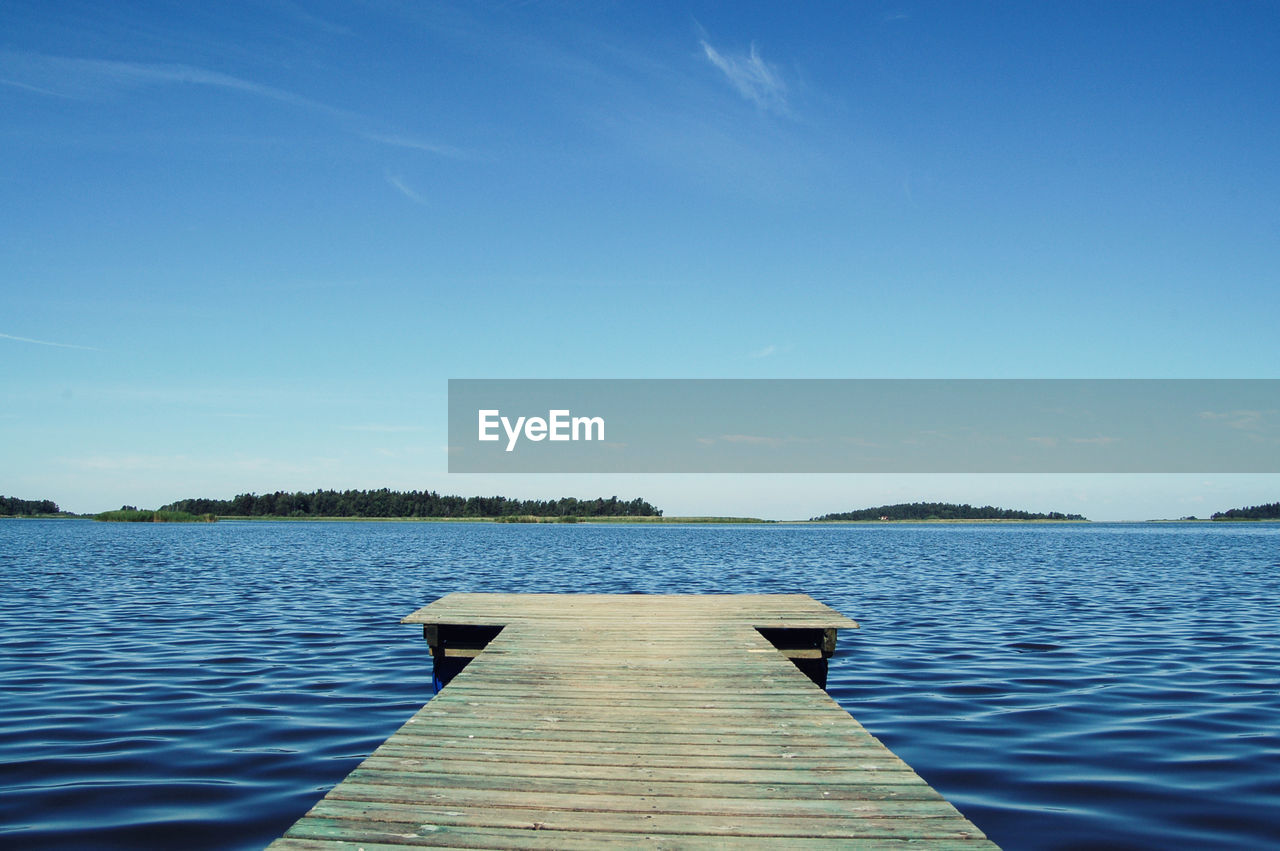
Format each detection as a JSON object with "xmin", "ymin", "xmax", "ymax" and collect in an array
[
  {"xmin": 369, "ymin": 745, "xmax": 915, "ymax": 772},
  {"xmin": 276, "ymin": 821, "xmax": 998, "ymax": 850},
  {"xmin": 394, "ymin": 724, "xmax": 869, "ymax": 741},
  {"xmin": 384, "ymin": 733, "xmax": 894, "ymax": 755},
  {"xmin": 345, "ymin": 768, "xmax": 947, "ymax": 801},
  {"xmin": 357, "ymin": 755, "xmax": 928, "ymax": 785},
  {"xmin": 326, "ymin": 782, "xmax": 962, "ymax": 818},
  {"xmin": 306, "ymin": 798, "xmax": 989, "ymax": 839},
  {"xmin": 392, "ymin": 716, "xmax": 862, "ymax": 738}
]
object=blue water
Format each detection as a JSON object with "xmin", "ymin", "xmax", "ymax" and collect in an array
[{"xmin": 1, "ymin": 520, "xmax": 1278, "ymax": 849}]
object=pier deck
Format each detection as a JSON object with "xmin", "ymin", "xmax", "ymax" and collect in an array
[{"xmin": 269, "ymin": 593, "xmax": 995, "ymax": 849}]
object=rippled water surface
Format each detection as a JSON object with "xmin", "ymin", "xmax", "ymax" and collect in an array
[{"xmin": 2, "ymin": 519, "xmax": 1278, "ymax": 849}]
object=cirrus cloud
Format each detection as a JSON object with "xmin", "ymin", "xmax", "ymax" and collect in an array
[{"xmin": 700, "ymin": 39, "xmax": 788, "ymax": 114}]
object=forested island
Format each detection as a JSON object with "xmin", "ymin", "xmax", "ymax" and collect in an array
[
  {"xmin": 811, "ymin": 502, "xmax": 1087, "ymax": 522},
  {"xmin": 160, "ymin": 489, "xmax": 662, "ymax": 519},
  {"xmin": 1211, "ymin": 501, "xmax": 1280, "ymax": 520},
  {"xmin": 1, "ymin": 495, "xmax": 65, "ymax": 516}
]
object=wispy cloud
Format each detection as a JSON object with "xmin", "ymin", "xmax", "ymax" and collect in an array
[
  {"xmin": 749, "ymin": 344, "xmax": 778, "ymax": 359},
  {"xmin": 1, "ymin": 331, "xmax": 99, "ymax": 351},
  {"xmin": 0, "ymin": 76, "xmax": 73, "ymax": 97},
  {"xmin": 3, "ymin": 51, "xmax": 492, "ymax": 168},
  {"xmin": 1200, "ymin": 409, "xmax": 1267, "ymax": 431},
  {"xmin": 5, "ymin": 50, "xmax": 478, "ymax": 180},
  {"xmin": 58, "ymin": 453, "xmax": 326, "ymax": 475},
  {"xmin": 720, "ymin": 434, "xmax": 786, "ymax": 447},
  {"xmin": 384, "ymin": 173, "xmax": 427, "ymax": 205},
  {"xmin": 0, "ymin": 50, "xmax": 352, "ymax": 118},
  {"xmin": 340, "ymin": 424, "xmax": 425, "ymax": 433},
  {"xmin": 1028, "ymin": 435, "xmax": 1121, "ymax": 448},
  {"xmin": 699, "ymin": 40, "xmax": 788, "ymax": 114},
  {"xmin": 63, "ymin": 454, "xmax": 190, "ymax": 472},
  {"xmin": 272, "ymin": 0, "xmax": 352, "ymax": 37},
  {"xmin": 364, "ymin": 132, "xmax": 473, "ymax": 160},
  {"xmin": 699, "ymin": 434, "xmax": 814, "ymax": 448}
]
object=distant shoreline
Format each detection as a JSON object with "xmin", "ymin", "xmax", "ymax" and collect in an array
[
  {"xmin": 8, "ymin": 514, "xmax": 1280, "ymax": 524},
  {"xmin": 789, "ymin": 518, "xmax": 1091, "ymax": 524},
  {"xmin": 216, "ymin": 514, "xmax": 774, "ymax": 524}
]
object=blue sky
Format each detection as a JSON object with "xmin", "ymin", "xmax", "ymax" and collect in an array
[{"xmin": 3, "ymin": 1, "xmax": 1278, "ymax": 518}]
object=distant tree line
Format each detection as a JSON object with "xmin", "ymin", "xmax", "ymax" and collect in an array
[
  {"xmin": 0, "ymin": 495, "xmax": 61, "ymax": 516},
  {"xmin": 812, "ymin": 502, "xmax": 1086, "ymax": 522},
  {"xmin": 1211, "ymin": 501, "xmax": 1280, "ymax": 520},
  {"xmin": 160, "ymin": 489, "xmax": 662, "ymax": 519}
]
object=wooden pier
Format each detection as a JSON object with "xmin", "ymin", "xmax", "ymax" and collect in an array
[{"xmin": 269, "ymin": 593, "xmax": 995, "ymax": 849}]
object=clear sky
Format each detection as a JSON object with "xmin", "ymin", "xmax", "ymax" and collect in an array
[{"xmin": 3, "ymin": 1, "xmax": 1278, "ymax": 519}]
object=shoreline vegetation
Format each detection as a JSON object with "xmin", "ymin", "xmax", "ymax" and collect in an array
[
  {"xmin": 1210, "ymin": 501, "xmax": 1280, "ymax": 521},
  {"xmin": 811, "ymin": 502, "xmax": 1087, "ymax": 522},
  {"xmin": 160, "ymin": 489, "xmax": 662, "ymax": 520},
  {"xmin": 5, "ymin": 493, "xmax": 1279, "ymax": 524},
  {"xmin": 0, "ymin": 496, "xmax": 78, "ymax": 519},
  {"xmin": 193, "ymin": 514, "xmax": 769, "ymax": 524},
  {"xmin": 94, "ymin": 509, "xmax": 218, "ymax": 523}
]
